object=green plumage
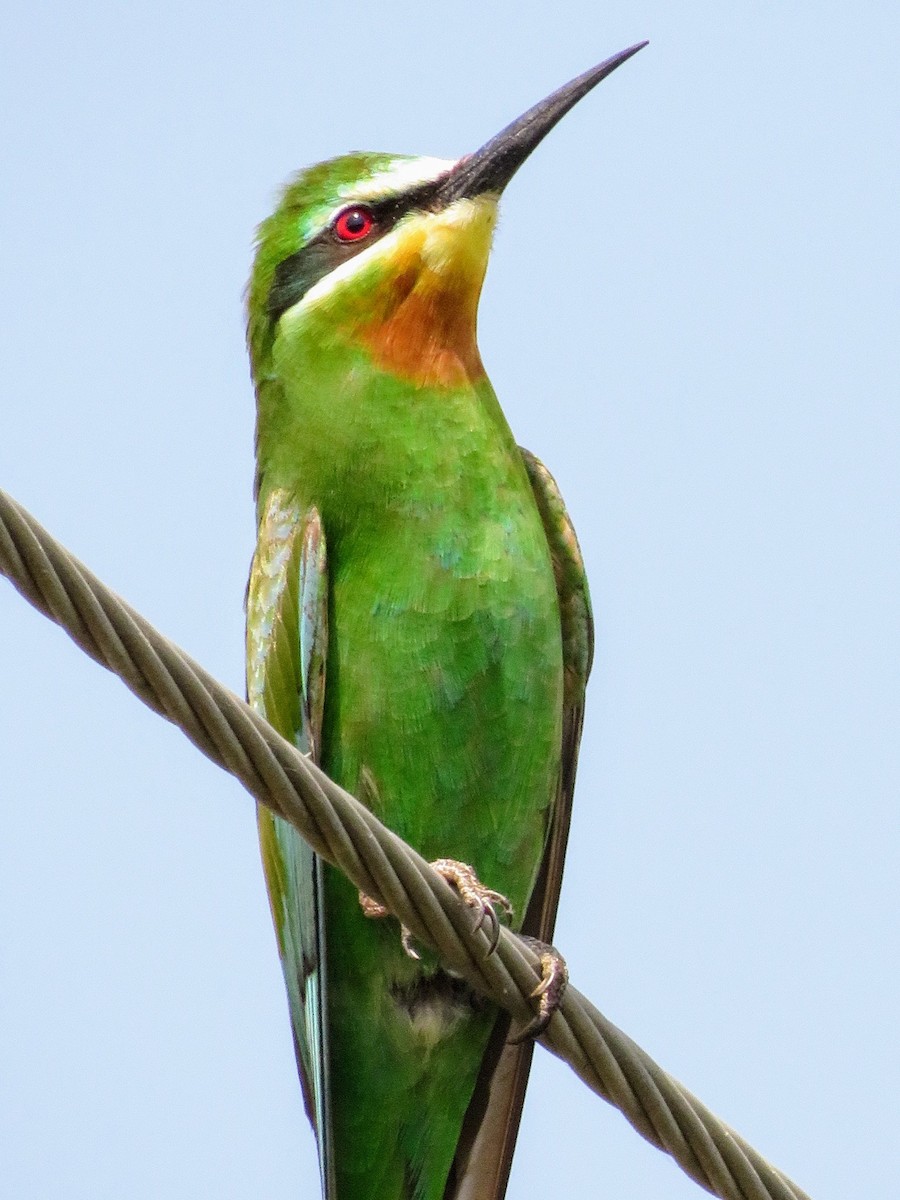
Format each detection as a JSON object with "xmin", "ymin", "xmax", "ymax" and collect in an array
[{"xmin": 246, "ymin": 140, "xmax": 595, "ymax": 1200}]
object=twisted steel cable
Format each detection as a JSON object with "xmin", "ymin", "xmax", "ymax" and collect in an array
[{"xmin": 0, "ymin": 487, "xmax": 811, "ymax": 1200}]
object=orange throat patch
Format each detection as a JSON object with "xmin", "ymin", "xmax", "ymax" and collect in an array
[{"xmin": 358, "ymin": 264, "xmax": 486, "ymax": 388}]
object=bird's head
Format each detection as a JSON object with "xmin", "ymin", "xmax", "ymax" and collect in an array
[{"xmin": 247, "ymin": 43, "xmax": 646, "ymax": 389}]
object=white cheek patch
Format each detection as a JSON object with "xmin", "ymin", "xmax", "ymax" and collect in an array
[{"xmin": 283, "ymin": 225, "xmax": 409, "ymax": 323}]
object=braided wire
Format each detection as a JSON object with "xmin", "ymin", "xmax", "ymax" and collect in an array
[{"xmin": 0, "ymin": 487, "xmax": 811, "ymax": 1200}]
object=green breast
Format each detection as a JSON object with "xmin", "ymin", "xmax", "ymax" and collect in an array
[
  {"xmin": 328, "ymin": 464, "xmax": 561, "ymax": 911},
  {"xmin": 260, "ymin": 331, "xmax": 563, "ymax": 913}
]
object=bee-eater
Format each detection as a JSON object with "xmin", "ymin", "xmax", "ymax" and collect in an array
[{"xmin": 245, "ymin": 43, "xmax": 644, "ymax": 1200}]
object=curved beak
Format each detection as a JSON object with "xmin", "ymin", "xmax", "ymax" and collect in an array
[{"xmin": 432, "ymin": 42, "xmax": 648, "ymax": 208}]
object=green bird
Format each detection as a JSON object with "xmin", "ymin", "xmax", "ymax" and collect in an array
[{"xmin": 245, "ymin": 43, "xmax": 643, "ymax": 1200}]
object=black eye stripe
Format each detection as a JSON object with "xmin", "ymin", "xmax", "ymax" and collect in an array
[
  {"xmin": 267, "ymin": 240, "xmax": 356, "ymax": 323},
  {"xmin": 266, "ymin": 177, "xmax": 446, "ymax": 323}
]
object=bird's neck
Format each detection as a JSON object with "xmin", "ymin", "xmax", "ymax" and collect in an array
[{"xmin": 254, "ymin": 339, "xmax": 519, "ymax": 545}]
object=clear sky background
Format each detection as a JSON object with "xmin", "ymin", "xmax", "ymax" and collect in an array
[{"xmin": 1, "ymin": 3, "xmax": 897, "ymax": 1198}]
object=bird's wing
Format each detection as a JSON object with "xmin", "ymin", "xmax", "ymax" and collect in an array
[
  {"xmin": 517, "ymin": 448, "xmax": 594, "ymax": 940},
  {"xmin": 246, "ymin": 489, "xmax": 334, "ymax": 1196},
  {"xmin": 450, "ymin": 448, "xmax": 594, "ymax": 1200}
]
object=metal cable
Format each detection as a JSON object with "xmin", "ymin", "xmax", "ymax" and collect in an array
[{"xmin": 0, "ymin": 487, "xmax": 811, "ymax": 1200}]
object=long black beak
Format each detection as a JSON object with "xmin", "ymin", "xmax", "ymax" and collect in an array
[{"xmin": 432, "ymin": 42, "xmax": 647, "ymax": 208}]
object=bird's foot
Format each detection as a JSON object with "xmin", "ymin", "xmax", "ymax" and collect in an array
[
  {"xmin": 357, "ymin": 859, "xmax": 513, "ymax": 961},
  {"xmin": 430, "ymin": 858, "xmax": 513, "ymax": 954},
  {"xmin": 357, "ymin": 891, "xmax": 422, "ymax": 959},
  {"xmin": 358, "ymin": 891, "xmax": 389, "ymax": 919},
  {"xmin": 507, "ymin": 935, "xmax": 569, "ymax": 1043}
]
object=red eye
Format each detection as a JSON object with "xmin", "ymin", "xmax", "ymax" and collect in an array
[{"xmin": 333, "ymin": 205, "xmax": 375, "ymax": 242}]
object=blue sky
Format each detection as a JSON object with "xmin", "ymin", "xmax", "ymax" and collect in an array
[{"xmin": 1, "ymin": 3, "xmax": 897, "ymax": 1197}]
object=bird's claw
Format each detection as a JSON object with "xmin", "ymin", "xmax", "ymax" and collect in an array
[
  {"xmin": 507, "ymin": 935, "xmax": 569, "ymax": 1044},
  {"xmin": 358, "ymin": 890, "xmax": 389, "ymax": 920},
  {"xmin": 430, "ymin": 858, "xmax": 513, "ymax": 955},
  {"xmin": 358, "ymin": 861, "xmax": 513, "ymax": 960},
  {"xmin": 400, "ymin": 926, "xmax": 421, "ymax": 961},
  {"xmin": 358, "ymin": 890, "xmax": 422, "ymax": 961}
]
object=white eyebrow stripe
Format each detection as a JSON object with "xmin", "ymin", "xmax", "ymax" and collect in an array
[{"xmin": 340, "ymin": 156, "xmax": 456, "ymax": 203}]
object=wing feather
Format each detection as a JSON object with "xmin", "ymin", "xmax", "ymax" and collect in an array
[
  {"xmin": 246, "ymin": 491, "xmax": 333, "ymax": 1196},
  {"xmin": 449, "ymin": 448, "xmax": 594, "ymax": 1200}
]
